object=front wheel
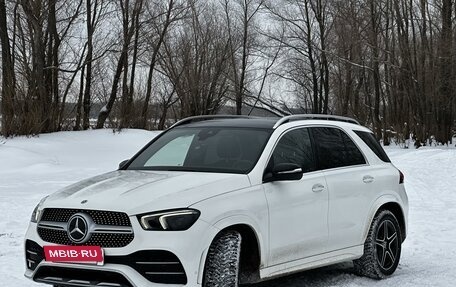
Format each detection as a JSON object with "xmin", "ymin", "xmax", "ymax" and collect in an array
[
  {"xmin": 203, "ymin": 230, "xmax": 242, "ymax": 287},
  {"xmin": 354, "ymin": 210, "xmax": 402, "ymax": 279}
]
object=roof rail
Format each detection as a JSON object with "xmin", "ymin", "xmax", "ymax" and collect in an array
[
  {"xmin": 273, "ymin": 114, "xmax": 360, "ymax": 129},
  {"xmin": 169, "ymin": 115, "xmax": 254, "ymax": 129}
]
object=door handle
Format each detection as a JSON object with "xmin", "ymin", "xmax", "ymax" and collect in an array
[
  {"xmin": 363, "ymin": 175, "xmax": 374, "ymax": 183},
  {"xmin": 312, "ymin": 184, "xmax": 325, "ymax": 193}
]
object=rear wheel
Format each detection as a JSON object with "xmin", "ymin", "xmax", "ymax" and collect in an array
[
  {"xmin": 354, "ymin": 210, "xmax": 402, "ymax": 279},
  {"xmin": 203, "ymin": 230, "xmax": 242, "ymax": 287}
]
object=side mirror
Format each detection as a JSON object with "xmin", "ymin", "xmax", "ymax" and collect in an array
[
  {"xmin": 118, "ymin": 159, "xmax": 129, "ymax": 170},
  {"xmin": 263, "ymin": 163, "xmax": 303, "ymax": 183}
]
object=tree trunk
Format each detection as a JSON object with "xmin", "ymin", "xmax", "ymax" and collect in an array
[
  {"xmin": 96, "ymin": 0, "xmax": 142, "ymax": 129},
  {"xmin": 139, "ymin": 0, "xmax": 174, "ymax": 129},
  {"xmin": 74, "ymin": 67, "xmax": 86, "ymax": 131},
  {"xmin": 369, "ymin": 0, "xmax": 382, "ymax": 140},
  {"xmin": 82, "ymin": 0, "xmax": 94, "ymax": 130},
  {"xmin": 304, "ymin": 0, "xmax": 319, "ymax": 113},
  {"xmin": 0, "ymin": 0, "xmax": 16, "ymax": 136},
  {"xmin": 437, "ymin": 0, "xmax": 453, "ymax": 143},
  {"xmin": 96, "ymin": 47, "xmax": 128, "ymax": 129}
]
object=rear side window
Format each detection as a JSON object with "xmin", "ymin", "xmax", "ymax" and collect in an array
[
  {"xmin": 270, "ymin": 128, "xmax": 316, "ymax": 173},
  {"xmin": 354, "ymin": 130, "xmax": 391, "ymax": 162},
  {"xmin": 311, "ymin": 127, "xmax": 366, "ymax": 170}
]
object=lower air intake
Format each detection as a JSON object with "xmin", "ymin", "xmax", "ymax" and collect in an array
[
  {"xmin": 106, "ymin": 250, "xmax": 187, "ymax": 284},
  {"xmin": 25, "ymin": 240, "xmax": 44, "ymax": 271},
  {"xmin": 34, "ymin": 266, "xmax": 133, "ymax": 287}
]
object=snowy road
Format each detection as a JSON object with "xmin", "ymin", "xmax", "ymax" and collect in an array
[{"xmin": 1, "ymin": 130, "xmax": 455, "ymax": 286}]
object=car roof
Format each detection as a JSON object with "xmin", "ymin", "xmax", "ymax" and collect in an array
[
  {"xmin": 178, "ymin": 117, "xmax": 279, "ymax": 129},
  {"xmin": 172, "ymin": 115, "xmax": 371, "ymax": 132}
]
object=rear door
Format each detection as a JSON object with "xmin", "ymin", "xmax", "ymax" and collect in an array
[{"xmin": 310, "ymin": 127, "xmax": 372, "ymax": 250}]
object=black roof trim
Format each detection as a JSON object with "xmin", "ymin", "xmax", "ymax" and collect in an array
[
  {"xmin": 169, "ymin": 114, "xmax": 360, "ymax": 130},
  {"xmin": 169, "ymin": 115, "xmax": 256, "ymax": 129}
]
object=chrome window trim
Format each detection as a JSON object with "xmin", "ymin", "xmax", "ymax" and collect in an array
[{"xmin": 262, "ymin": 124, "xmax": 370, "ymax": 177}]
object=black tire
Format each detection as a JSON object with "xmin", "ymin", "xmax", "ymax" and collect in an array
[
  {"xmin": 354, "ymin": 210, "xmax": 402, "ymax": 279},
  {"xmin": 203, "ymin": 230, "xmax": 242, "ymax": 287}
]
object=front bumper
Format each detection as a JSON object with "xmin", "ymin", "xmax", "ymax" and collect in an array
[{"xmin": 24, "ymin": 216, "xmax": 219, "ymax": 287}]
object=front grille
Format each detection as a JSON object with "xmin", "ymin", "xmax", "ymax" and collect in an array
[
  {"xmin": 25, "ymin": 240, "xmax": 44, "ymax": 271},
  {"xmin": 34, "ymin": 266, "xmax": 133, "ymax": 287},
  {"xmin": 37, "ymin": 228, "xmax": 134, "ymax": 248},
  {"xmin": 106, "ymin": 250, "xmax": 187, "ymax": 284},
  {"xmin": 37, "ymin": 208, "xmax": 134, "ymax": 248},
  {"xmin": 41, "ymin": 208, "xmax": 131, "ymax": 226}
]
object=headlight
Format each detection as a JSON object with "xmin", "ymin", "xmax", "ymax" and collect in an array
[
  {"xmin": 30, "ymin": 196, "xmax": 48, "ymax": 223},
  {"xmin": 138, "ymin": 209, "xmax": 200, "ymax": 231}
]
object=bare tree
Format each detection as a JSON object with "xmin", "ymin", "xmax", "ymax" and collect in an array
[
  {"xmin": 119, "ymin": 0, "xmax": 144, "ymax": 129},
  {"xmin": 223, "ymin": 0, "xmax": 264, "ymax": 115},
  {"xmin": 0, "ymin": 0, "xmax": 16, "ymax": 136},
  {"xmin": 0, "ymin": 0, "xmax": 454, "ymax": 144},
  {"xmin": 82, "ymin": 0, "xmax": 104, "ymax": 130},
  {"xmin": 436, "ymin": 0, "xmax": 453, "ymax": 144},
  {"xmin": 160, "ymin": 2, "xmax": 231, "ymax": 117},
  {"xmin": 265, "ymin": 0, "xmax": 331, "ymax": 114},
  {"xmin": 138, "ymin": 0, "xmax": 187, "ymax": 129},
  {"xmin": 96, "ymin": 0, "xmax": 144, "ymax": 129}
]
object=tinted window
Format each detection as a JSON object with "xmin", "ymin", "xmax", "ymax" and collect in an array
[
  {"xmin": 340, "ymin": 130, "xmax": 367, "ymax": 166},
  {"xmin": 128, "ymin": 127, "xmax": 271, "ymax": 174},
  {"xmin": 354, "ymin": 130, "xmax": 391, "ymax": 162},
  {"xmin": 312, "ymin": 127, "xmax": 366, "ymax": 170},
  {"xmin": 269, "ymin": 128, "xmax": 315, "ymax": 173}
]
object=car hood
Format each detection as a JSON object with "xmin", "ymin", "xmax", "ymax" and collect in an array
[{"xmin": 43, "ymin": 170, "xmax": 251, "ymax": 215}]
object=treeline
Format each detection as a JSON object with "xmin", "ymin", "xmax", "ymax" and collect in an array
[{"xmin": 0, "ymin": 0, "xmax": 455, "ymax": 145}]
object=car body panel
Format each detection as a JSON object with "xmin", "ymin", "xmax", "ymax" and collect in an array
[
  {"xmin": 263, "ymin": 172, "xmax": 329, "ymax": 266},
  {"xmin": 25, "ymin": 217, "xmax": 219, "ymax": 287},
  {"xmin": 260, "ymin": 245, "xmax": 363, "ymax": 280},
  {"xmin": 191, "ymin": 185, "xmax": 269, "ymax": 268},
  {"xmin": 362, "ymin": 185, "xmax": 409, "ymax": 242},
  {"xmin": 43, "ymin": 170, "xmax": 251, "ymax": 215},
  {"xmin": 324, "ymin": 165, "xmax": 373, "ymax": 250}
]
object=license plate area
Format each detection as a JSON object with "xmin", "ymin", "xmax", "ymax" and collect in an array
[{"xmin": 44, "ymin": 246, "xmax": 104, "ymax": 265}]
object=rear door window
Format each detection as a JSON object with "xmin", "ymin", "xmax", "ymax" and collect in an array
[
  {"xmin": 353, "ymin": 130, "xmax": 391, "ymax": 162},
  {"xmin": 311, "ymin": 127, "xmax": 366, "ymax": 170}
]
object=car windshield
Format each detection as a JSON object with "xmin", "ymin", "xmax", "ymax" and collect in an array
[{"xmin": 127, "ymin": 127, "xmax": 272, "ymax": 174}]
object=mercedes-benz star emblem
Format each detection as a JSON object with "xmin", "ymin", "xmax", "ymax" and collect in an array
[{"xmin": 67, "ymin": 213, "xmax": 90, "ymax": 244}]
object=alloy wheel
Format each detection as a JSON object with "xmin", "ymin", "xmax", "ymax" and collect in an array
[{"xmin": 375, "ymin": 219, "xmax": 399, "ymax": 270}]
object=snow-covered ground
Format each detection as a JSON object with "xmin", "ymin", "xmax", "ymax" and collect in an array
[{"xmin": 1, "ymin": 130, "xmax": 455, "ymax": 286}]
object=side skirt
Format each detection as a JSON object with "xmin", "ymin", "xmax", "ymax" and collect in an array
[{"xmin": 260, "ymin": 245, "xmax": 363, "ymax": 280}]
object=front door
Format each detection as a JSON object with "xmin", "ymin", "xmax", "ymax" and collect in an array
[{"xmin": 263, "ymin": 127, "xmax": 329, "ymax": 266}]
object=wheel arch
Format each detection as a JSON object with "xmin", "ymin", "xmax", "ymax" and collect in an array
[
  {"xmin": 199, "ymin": 221, "xmax": 263, "ymax": 285},
  {"xmin": 377, "ymin": 202, "xmax": 406, "ymax": 242},
  {"xmin": 364, "ymin": 196, "xmax": 407, "ymax": 243}
]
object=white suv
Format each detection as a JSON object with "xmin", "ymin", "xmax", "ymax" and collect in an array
[{"xmin": 25, "ymin": 115, "xmax": 408, "ymax": 287}]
